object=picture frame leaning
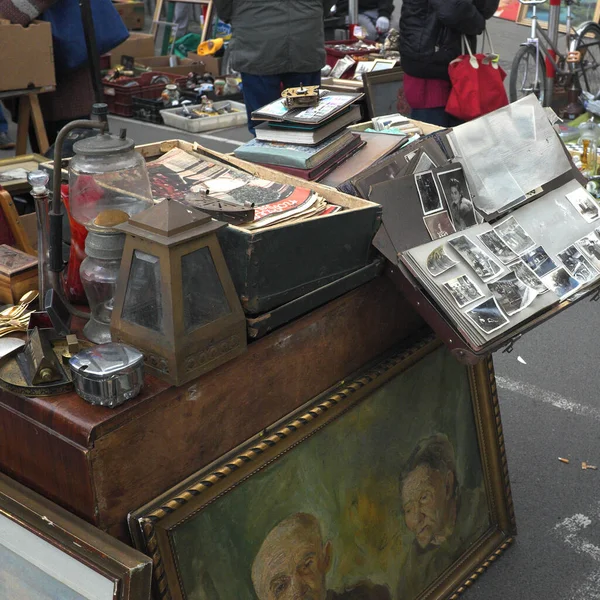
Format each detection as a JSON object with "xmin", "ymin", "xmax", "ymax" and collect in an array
[
  {"xmin": 0, "ymin": 472, "xmax": 152, "ymax": 600},
  {"xmin": 130, "ymin": 335, "xmax": 516, "ymax": 600}
]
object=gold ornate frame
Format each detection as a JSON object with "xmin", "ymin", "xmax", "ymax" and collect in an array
[{"xmin": 129, "ymin": 336, "xmax": 516, "ymax": 600}]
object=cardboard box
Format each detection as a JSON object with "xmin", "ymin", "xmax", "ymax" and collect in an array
[
  {"xmin": 187, "ymin": 53, "xmax": 222, "ymax": 76},
  {"xmin": 113, "ymin": 0, "xmax": 145, "ymax": 30},
  {"xmin": 109, "ymin": 32, "xmax": 155, "ymax": 67},
  {"xmin": 0, "ymin": 20, "xmax": 56, "ymax": 92},
  {"xmin": 136, "ymin": 56, "xmax": 205, "ymax": 76}
]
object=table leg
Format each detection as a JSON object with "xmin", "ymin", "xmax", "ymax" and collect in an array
[
  {"xmin": 15, "ymin": 96, "xmax": 31, "ymax": 156},
  {"xmin": 29, "ymin": 94, "xmax": 49, "ymax": 155}
]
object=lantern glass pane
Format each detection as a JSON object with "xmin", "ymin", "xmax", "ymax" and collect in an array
[
  {"xmin": 121, "ymin": 250, "xmax": 164, "ymax": 332},
  {"xmin": 181, "ymin": 247, "xmax": 231, "ymax": 333}
]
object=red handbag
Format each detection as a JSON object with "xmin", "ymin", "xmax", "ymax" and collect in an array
[{"xmin": 446, "ymin": 33, "xmax": 509, "ymax": 122}]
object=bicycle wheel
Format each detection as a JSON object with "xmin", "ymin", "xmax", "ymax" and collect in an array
[
  {"xmin": 509, "ymin": 45, "xmax": 546, "ymax": 105},
  {"xmin": 575, "ymin": 22, "xmax": 600, "ymax": 95}
]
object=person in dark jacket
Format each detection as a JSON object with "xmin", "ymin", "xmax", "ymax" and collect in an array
[
  {"xmin": 214, "ymin": 0, "xmax": 335, "ymax": 135},
  {"xmin": 399, "ymin": 0, "xmax": 500, "ymax": 127},
  {"xmin": 333, "ymin": 0, "xmax": 394, "ymax": 41}
]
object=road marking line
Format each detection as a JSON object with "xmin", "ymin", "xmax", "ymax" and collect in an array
[
  {"xmin": 569, "ymin": 571, "xmax": 600, "ymax": 600},
  {"xmin": 554, "ymin": 512, "xmax": 600, "ymax": 563},
  {"xmin": 496, "ymin": 375, "xmax": 600, "ymax": 421}
]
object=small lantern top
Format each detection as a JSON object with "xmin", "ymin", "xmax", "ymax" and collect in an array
[{"xmin": 118, "ymin": 198, "xmax": 225, "ymax": 241}]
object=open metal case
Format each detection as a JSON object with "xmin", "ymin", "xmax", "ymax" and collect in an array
[{"xmin": 379, "ymin": 96, "xmax": 599, "ymax": 364}]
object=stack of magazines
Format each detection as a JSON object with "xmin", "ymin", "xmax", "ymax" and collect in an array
[
  {"xmin": 145, "ymin": 147, "xmax": 342, "ymax": 231},
  {"xmin": 234, "ymin": 91, "xmax": 366, "ymax": 181}
]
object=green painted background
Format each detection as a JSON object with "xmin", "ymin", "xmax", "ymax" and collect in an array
[{"xmin": 171, "ymin": 346, "xmax": 491, "ymax": 599}]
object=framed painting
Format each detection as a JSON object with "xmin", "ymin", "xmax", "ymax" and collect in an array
[
  {"xmin": 363, "ymin": 68, "xmax": 411, "ymax": 118},
  {"xmin": 0, "ymin": 154, "xmax": 47, "ymax": 194},
  {"xmin": 0, "ymin": 472, "xmax": 152, "ymax": 599},
  {"xmin": 130, "ymin": 335, "xmax": 516, "ymax": 600},
  {"xmin": 516, "ymin": 0, "xmax": 600, "ymax": 31}
]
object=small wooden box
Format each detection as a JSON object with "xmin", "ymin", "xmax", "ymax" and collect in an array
[{"xmin": 0, "ymin": 245, "xmax": 37, "ymax": 305}]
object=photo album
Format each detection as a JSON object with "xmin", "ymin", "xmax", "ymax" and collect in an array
[{"xmin": 369, "ymin": 95, "xmax": 600, "ymax": 352}]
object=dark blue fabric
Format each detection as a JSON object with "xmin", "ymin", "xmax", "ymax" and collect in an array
[
  {"xmin": 411, "ymin": 107, "xmax": 463, "ymax": 128},
  {"xmin": 0, "ymin": 106, "xmax": 7, "ymax": 134},
  {"xmin": 42, "ymin": 0, "xmax": 129, "ymax": 73},
  {"xmin": 241, "ymin": 71, "xmax": 321, "ymax": 135}
]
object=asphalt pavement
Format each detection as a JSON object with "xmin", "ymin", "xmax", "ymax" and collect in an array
[{"xmin": 1, "ymin": 14, "xmax": 599, "ymax": 600}]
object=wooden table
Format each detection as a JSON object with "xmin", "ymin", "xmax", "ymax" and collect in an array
[
  {"xmin": 0, "ymin": 276, "xmax": 425, "ymax": 542},
  {"xmin": 0, "ymin": 87, "xmax": 51, "ymax": 156}
]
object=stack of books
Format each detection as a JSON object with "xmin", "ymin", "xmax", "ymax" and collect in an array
[{"xmin": 234, "ymin": 91, "xmax": 366, "ymax": 181}]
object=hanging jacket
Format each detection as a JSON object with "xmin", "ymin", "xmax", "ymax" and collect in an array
[
  {"xmin": 399, "ymin": 0, "xmax": 500, "ymax": 81},
  {"xmin": 334, "ymin": 0, "xmax": 395, "ymax": 19},
  {"xmin": 214, "ymin": 0, "xmax": 335, "ymax": 76}
]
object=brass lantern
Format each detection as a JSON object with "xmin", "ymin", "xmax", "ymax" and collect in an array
[{"xmin": 110, "ymin": 198, "xmax": 247, "ymax": 386}]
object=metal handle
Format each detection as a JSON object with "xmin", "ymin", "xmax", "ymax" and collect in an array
[{"xmin": 518, "ymin": 0, "xmax": 547, "ymax": 4}]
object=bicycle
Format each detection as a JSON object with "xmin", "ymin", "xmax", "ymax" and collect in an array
[{"xmin": 509, "ymin": 0, "xmax": 600, "ymax": 107}]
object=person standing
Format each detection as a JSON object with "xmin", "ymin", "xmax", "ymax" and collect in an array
[
  {"xmin": 213, "ymin": 0, "xmax": 334, "ymax": 135},
  {"xmin": 334, "ymin": 0, "xmax": 393, "ymax": 41},
  {"xmin": 399, "ymin": 0, "xmax": 500, "ymax": 127},
  {"xmin": 0, "ymin": 105, "xmax": 15, "ymax": 150}
]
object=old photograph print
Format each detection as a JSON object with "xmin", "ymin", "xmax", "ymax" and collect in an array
[
  {"xmin": 465, "ymin": 297, "xmax": 509, "ymax": 334},
  {"xmin": 448, "ymin": 235, "xmax": 503, "ymax": 282},
  {"xmin": 488, "ymin": 271, "xmax": 537, "ymax": 316},
  {"xmin": 167, "ymin": 347, "xmax": 492, "ymax": 600},
  {"xmin": 577, "ymin": 233, "xmax": 600, "ymax": 266},
  {"xmin": 520, "ymin": 246, "xmax": 557, "ymax": 278},
  {"xmin": 443, "ymin": 275, "xmax": 483, "ymax": 308},
  {"xmin": 415, "ymin": 171, "xmax": 444, "ymax": 215},
  {"xmin": 512, "ymin": 261, "xmax": 548, "ymax": 294},
  {"xmin": 437, "ymin": 167, "xmax": 477, "ymax": 230},
  {"xmin": 477, "ymin": 230, "xmax": 519, "ymax": 265},
  {"xmin": 427, "ymin": 246, "xmax": 458, "ymax": 277},
  {"xmin": 424, "ymin": 211, "xmax": 456, "ymax": 240},
  {"xmin": 566, "ymin": 188, "xmax": 600, "ymax": 223},
  {"xmin": 557, "ymin": 245, "xmax": 599, "ymax": 284},
  {"xmin": 493, "ymin": 217, "xmax": 536, "ymax": 255},
  {"xmin": 542, "ymin": 267, "xmax": 582, "ymax": 299}
]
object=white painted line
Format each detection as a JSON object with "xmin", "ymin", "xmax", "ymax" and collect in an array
[
  {"xmin": 569, "ymin": 571, "xmax": 600, "ymax": 600},
  {"xmin": 496, "ymin": 375, "xmax": 600, "ymax": 422},
  {"xmin": 554, "ymin": 512, "xmax": 600, "ymax": 563}
]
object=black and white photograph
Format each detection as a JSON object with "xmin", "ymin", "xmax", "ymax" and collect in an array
[
  {"xmin": 415, "ymin": 152, "xmax": 434, "ymax": 173},
  {"xmin": 477, "ymin": 230, "xmax": 519, "ymax": 265},
  {"xmin": 577, "ymin": 233, "xmax": 600, "ymax": 265},
  {"xmin": 465, "ymin": 297, "xmax": 510, "ymax": 335},
  {"xmin": 520, "ymin": 246, "xmax": 558, "ymax": 278},
  {"xmin": 443, "ymin": 274, "xmax": 483, "ymax": 308},
  {"xmin": 512, "ymin": 260, "xmax": 549, "ymax": 294},
  {"xmin": 426, "ymin": 245, "xmax": 457, "ymax": 277},
  {"xmin": 437, "ymin": 167, "xmax": 477, "ymax": 230},
  {"xmin": 541, "ymin": 267, "xmax": 582, "ymax": 299},
  {"xmin": 566, "ymin": 188, "xmax": 600, "ymax": 223},
  {"xmin": 557, "ymin": 245, "xmax": 599, "ymax": 284},
  {"xmin": 423, "ymin": 211, "xmax": 456, "ymax": 240},
  {"xmin": 488, "ymin": 271, "xmax": 538, "ymax": 316},
  {"xmin": 415, "ymin": 171, "xmax": 444, "ymax": 215},
  {"xmin": 493, "ymin": 217, "xmax": 536, "ymax": 255},
  {"xmin": 449, "ymin": 235, "xmax": 503, "ymax": 282}
]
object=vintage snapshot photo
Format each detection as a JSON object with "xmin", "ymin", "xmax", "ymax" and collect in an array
[
  {"xmin": 520, "ymin": 246, "xmax": 557, "ymax": 278},
  {"xmin": 477, "ymin": 230, "xmax": 519, "ymax": 265},
  {"xmin": 443, "ymin": 275, "xmax": 483, "ymax": 308},
  {"xmin": 437, "ymin": 167, "xmax": 477, "ymax": 230},
  {"xmin": 448, "ymin": 235, "xmax": 503, "ymax": 282},
  {"xmin": 426, "ymin": 245, "xmax": 458, "ymax": 277},
  {"xmin": 512, "ymin": 260, "xmax": 548, "ymax": 294},
  {"xmin": 557, "ymin": 245, "xmax": 599, "ymax": 284},
  {"xmin": 423, "ymin": 211, "xmax": 456, "ymax": 240},
  {"xmin": 493, "ymin": 217, "xmax": 536, "ymax": 255},
  {"xmin": 542, "ymin": 267, "xmax": 582, "ymax": 299},
  {"xmin": 465, "ymin": 297, "xmax": 510, "ymax": 335},
  {"xmin": 415, "ymin": 171, "xmax": 444, "ymax": 215},
  {"xmin": 577, "ymin": 233, "xmax": 600, "ymax": 265},
  {"xmin": 566, "ymin": 188, "xmax": 600, "ymax": 223},
  {"xmin": 488, "ymin": 271, "xmax": 538, "ymax": 316},
  {"xmin": 415, "ymin": 152, "xmax": 435, "ymax": 173}
]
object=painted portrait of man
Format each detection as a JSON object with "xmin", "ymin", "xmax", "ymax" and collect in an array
[
  {"xmin": 251, "ymin": 513, "xmax": 391, "ymax": 600},
  {"xmin": 396, "ymin": 433, "xmax": 488, "ymax": 599}
]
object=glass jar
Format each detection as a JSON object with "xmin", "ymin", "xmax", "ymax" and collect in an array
[
  {"xmin": 69, "ymin": 130, "xmax": 153, "ymax": 228},
  {"xmin": 578, "ymin": 119, "xmax": 600, "ymax": 179}
]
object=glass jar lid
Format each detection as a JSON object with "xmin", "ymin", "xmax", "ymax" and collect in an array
[
  {"xmin": 73, "ymin": 131, "xmax": 135, "ymax": 157},
  {"xmin": 70, "ymin": 343, "xmax": 144, "ymax": 380}
]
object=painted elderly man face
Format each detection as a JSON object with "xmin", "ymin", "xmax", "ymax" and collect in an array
[
  {"xmin": 252, "ymin": 514, "xmax": 332, "ymax": 600},
  {"xmin": 401, "ymin": 464, "xmax": 455, "ymax": 549}
]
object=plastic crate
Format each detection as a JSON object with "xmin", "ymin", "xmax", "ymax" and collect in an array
[
  {"xmin": 103, "ymin": 71, "xmax": 186, "ymax": 117},
  {"xmin": 179, "ymin": 88, "xmax": 244, "ymax": 104},
  {"xmin": 132, "ymin": 97, "xmax": 165, "ymax": 124},
  {"xmin": 160, "ymin": 101, "xmax": 247, "ymax": 132}
]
